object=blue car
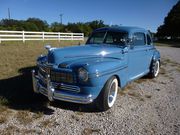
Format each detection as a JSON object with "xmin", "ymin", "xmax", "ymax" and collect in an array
[{"xmin": 32, "ymin": 26, "xmax": 160, "ymax": 111}]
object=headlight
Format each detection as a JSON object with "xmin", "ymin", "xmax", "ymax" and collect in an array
[
  {"xmin": 37, "ymin": 55, "xmax": 47, "ymax": 64},
  {"xmin": 78, "ymin": 68, "xmax": 88, "ymax": 82}
]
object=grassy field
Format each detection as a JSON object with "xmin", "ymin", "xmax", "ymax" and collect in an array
[{"xmin": 0, "ymin": 40, "xmax": 85, "ymax": 111}]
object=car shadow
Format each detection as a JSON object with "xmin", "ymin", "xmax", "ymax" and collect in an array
[
  {"xmin": 0, "ymin": 66, "xmax": 99, "ymax": 114},
  {"xmin": 0, "ymin": 66, "xmax": 54, "ymax": 115}
]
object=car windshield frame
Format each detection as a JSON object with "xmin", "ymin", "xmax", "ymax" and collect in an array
[{"xmin": 86, "ymin": 31, "xmax": 128, "ymax": 46}]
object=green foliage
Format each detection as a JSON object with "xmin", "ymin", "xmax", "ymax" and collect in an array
[
  {"xmin": 51, "ymin": 22, "xmax": 65, "ymax": 32},
  {"xmin": 0, "ymin": 18, "xmax": 108, "ymax": 36},
  {"xmin": 157, "ymin": 1, "xmax": 180, "ymax": 39},
  {"xmin": 26, "ymin": 18, "xmax": 49, "ymax": 31},
  {"xmin": 0, "ymin": 18, "xmax": 49, "ymax": 31}
]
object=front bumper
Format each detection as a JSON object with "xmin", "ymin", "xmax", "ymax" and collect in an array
[{"xmin": 32, "ymin": 70, "xmax": 93, "ymax": 104}]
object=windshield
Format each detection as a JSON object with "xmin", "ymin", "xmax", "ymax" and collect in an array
[{"xmin": 86, "ymin": 31, "xmax": 128, "ymax": 46}]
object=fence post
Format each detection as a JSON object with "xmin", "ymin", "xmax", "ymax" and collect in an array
[
  {"xmin": 82, "ymin": 33, "xmax": 84, "ymax": 41},
  {"xmin": 58, "ymin": 32, "xmax": 60, "ymax": 42},
  {"xmin": 71, "ymin": 33, "xmax": 73, "ymax": 40},
  {"xmin": 42, "ymin": 32, "xmax": 45, "ymax": 41},
  {"xmin": 22, "ymin": 31, "xmax": 25, "ymax": 43}
]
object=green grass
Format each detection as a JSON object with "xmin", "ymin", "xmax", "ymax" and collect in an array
[{"xmin": 0, "ymin": 40, "xmax": 85, "ymax": 79}]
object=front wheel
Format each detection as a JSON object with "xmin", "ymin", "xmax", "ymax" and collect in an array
[
  {"xmin": 148, "ymin": 60, "xmax": 160, "ymax": 78},
  {"xmin": 96, "ymin": 76, "xmax": 118, "ymax": 111}
]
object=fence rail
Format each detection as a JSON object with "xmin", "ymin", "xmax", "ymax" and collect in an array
[{"xmin": 0, "ymin": 30, "xmax": 84, "ymax": 43}]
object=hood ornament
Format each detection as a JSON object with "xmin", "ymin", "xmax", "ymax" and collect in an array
[
  {"xmin": 45, "ymin": 45, "xmax": 57, "ymax": 51},
  {"xmin": 45, "ymin": 45, "xmax": 51, "ymax": 51}
]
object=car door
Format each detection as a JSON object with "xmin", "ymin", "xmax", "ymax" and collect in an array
[
  {"xmin": 128, "ymin": 32, "xmax": 149, "ymax": 81},
  {"xmin": 145, "ymin": 33, "xmax": 154, "ymax": 69}
]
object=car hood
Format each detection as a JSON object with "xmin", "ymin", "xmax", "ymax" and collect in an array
[{"xmin": 48, "ymin": 44, "xmax": 124, "ymax": 67}]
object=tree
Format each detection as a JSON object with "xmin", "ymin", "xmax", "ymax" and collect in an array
[
  {"xmin": 88, "ymin": 20, "xmax": 107, "ymax": 30},
  {"xmin": 51, "ymin": 22, "xmax": 65, "ymax": 32},
  {"xmin": 156, "ymin": 1, "xmax": 180, "ymax": 39},
  {"xmin": 0, "ymin": 18, "xmax": 49, "ymax": 31},
  {"xmin": 26, "ymin": 18, "xmax": 49, "ymax": 31},
  {"xmin": 0, "ymin": 18, "xmax": 109, "ymax": 36}
]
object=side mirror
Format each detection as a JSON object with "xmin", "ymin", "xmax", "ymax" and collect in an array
[
  {"xmin": 45, "ymin": 45, "xmax": 51, "ymax": 50},
  {"xmin": 122, "ymin": 46, "xmax": 129, "ymax": 54},
  {"xmin": 126, "ymin": 38, "xmax": 134, "ymax": 49}
]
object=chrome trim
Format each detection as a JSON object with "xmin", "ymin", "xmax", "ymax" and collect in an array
[
  {"xmin": 47, "ymin": 74, "xmax": 55, "ymax": 101},
  {"xmin": 32, "ymin": 70, "xmax": 93, "ymax": 104},
  {"xmin": 37, "ymin": 63, "xmax": 53, "ymax": 68},
  {"xmin": 38, "ymin": 71, "xmax": 47, "ymax": 84},
  {"xmin": 50, "ymin": 70, "xmax": 74, "ymax": 84},
  {"xmin": 32, "ymin": 70, "xmax": 39, "ymax": 93},
  {"xmin": 51, "ymin": 82, "xmax": 80, "ymax": 92},
  {"xmin": 53, "ymin": 91, "xmax": 93, "ymax": 104}
]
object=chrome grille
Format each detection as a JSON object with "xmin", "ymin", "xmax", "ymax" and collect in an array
[
  {"xmin": 50, "ymin": 71, "xmax": 73, "ymax": 84},
  {"xmin": 52, "ymin": 83, "xmax": 80, "ymax": 92},
  {"xmin": 39, "ymin": 66, "xmax": 50, "ymax": 77}
]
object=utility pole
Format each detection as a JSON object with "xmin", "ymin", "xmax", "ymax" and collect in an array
[
  {"xmin": 60, "ymin": 14, "xmax": 63, "ymax": 25},
  {"xmin": 8, "ymin": 8, "xmax": 11, "ymax": 20}
]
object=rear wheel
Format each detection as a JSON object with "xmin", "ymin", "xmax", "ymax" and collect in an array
[
  {"xmin": 96, "ymin": 76, "xmax": 118, "ymax": 111},
  {"xmin": 149, "ymin": 60, "xmax": 160, "ymax": 78}
]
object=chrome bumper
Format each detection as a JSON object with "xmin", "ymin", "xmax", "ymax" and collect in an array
[{"xmin": 32, "ymin": 70, "xmax": 93, "ymax": 104}]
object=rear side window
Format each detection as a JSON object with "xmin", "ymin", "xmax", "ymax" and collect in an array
[
  {"xmin": 133, "ymin": 32, "xmax": 146, "ymax": 46},
  {"xmin": 147, "ymin": 34, "xmax": 152, "ymax": 45}
]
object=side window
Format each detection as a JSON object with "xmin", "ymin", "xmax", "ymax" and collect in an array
[
  {"xmin": 147, "ymin": 34, "xmax": 152, "ymax": 45},
  {"xmin": 133, "ymin": 33, "xmax": 146, "ymax": 46}
]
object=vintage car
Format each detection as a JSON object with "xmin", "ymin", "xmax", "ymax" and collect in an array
[{"xmin": 32, "ymin": 26, "xmax": 160, "ymax": 111}]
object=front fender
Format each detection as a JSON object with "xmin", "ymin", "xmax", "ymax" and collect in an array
[
  {"xmin": 84, "ymin": 58, "xmax": 128, "ymax": 87},
  {"xmin": 80, "ymin": 59, "xmax": 128, "ymax": 99},
  {"xmin": 84, "ymin": 59, "xmax": 126, "ymax": 78},
  {"xmin": 152, "ymin": 49, "xmax": 161, "ymax": 62}
]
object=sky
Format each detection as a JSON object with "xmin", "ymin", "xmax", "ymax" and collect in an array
[{"xmin": 0, "ymin": 0, "xmax": 178, "ymax": 32}]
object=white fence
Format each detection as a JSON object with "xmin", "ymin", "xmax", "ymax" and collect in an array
[{"xmin": 0, "ymin": 30, "xmax": 84, "ymax": 43}]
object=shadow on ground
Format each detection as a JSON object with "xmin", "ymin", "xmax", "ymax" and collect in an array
[
  {"xmin": 0, "ymin": 66, "xmax": 99, "ymax": 114},
  {"xmin": 0, "ymin": 66, "xmax": 54, "ymax": 115}
]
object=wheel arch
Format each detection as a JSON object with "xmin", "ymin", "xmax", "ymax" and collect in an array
[{"xmin": 113, "ymin": 75, "xmax": 121, "ymax": 87}]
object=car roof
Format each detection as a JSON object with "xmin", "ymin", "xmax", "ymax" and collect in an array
[{"xmin": 94, "ymin": 26, "xmax": 147, "ymax": 34}]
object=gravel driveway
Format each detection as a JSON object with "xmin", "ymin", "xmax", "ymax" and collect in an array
[{"xmin": 0, "ymin": 46, "xmax": 180, "ymax": 135}]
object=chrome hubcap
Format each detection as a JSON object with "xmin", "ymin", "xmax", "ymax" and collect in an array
[
  {"xmin": 154, "ymin": 61, "xmax": 159, "ymax": 77},
  {"xmin": 108, "ymin": 78, "xmax": 118, "ymax": 107}
]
